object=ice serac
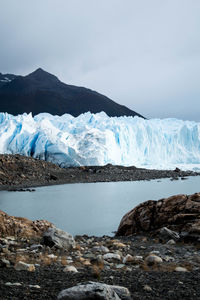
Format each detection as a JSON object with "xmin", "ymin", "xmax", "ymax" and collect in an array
[{"xmin": 0, "ymin": 112, "xmax": 200, "ymax": 170}]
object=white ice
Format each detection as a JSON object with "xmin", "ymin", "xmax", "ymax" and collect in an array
[{"xmin": 0, "ymin": 112, "xmax": 200, "ymax": 170}]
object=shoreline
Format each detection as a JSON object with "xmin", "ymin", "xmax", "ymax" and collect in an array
[{"xmin": 0, "ymin": 154, "xmax": 199, "ymax": 191}]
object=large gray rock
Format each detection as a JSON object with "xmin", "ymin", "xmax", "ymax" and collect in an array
[
  {"xmin": 43, "ymin": 227, "xmax": 75, "ymax": 250},
  {"xmin": 57, "ymin": 281, "xmax": 131, "ymax": 300}
]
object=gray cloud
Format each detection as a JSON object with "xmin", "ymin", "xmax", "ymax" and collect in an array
[{"xmin": 0, "ymin": 0, "xmax": 200, "ymax": 121}]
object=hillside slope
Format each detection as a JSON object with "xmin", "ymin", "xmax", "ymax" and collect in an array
[{"xmin": 0, "ymin": 68, "xmax": 143, "ymax": 118}]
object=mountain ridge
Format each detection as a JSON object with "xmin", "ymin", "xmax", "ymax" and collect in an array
[{"xmin": 0, "ymin": 68, "xmax": 144, "ymax": 118}]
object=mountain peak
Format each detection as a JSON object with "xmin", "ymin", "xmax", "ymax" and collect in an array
[
  {"xmin": 33, "ymin": 67, "xmax": 45, "ymax": 74},
  {"xmin": 26, "ymin": 68, "xmax": 60, "ymax": 83},
  {"xmin": 0, "ymin": 68, "xmax": 144, "ymax": 118}
]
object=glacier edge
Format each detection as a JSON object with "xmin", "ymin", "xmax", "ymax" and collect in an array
[{"xmin": 0, "ymin": 112, "xmax": 200, "ymax": 171}]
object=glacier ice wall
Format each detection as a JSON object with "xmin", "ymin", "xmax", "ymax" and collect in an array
[{"xmin": 0, "ymin": 112, "xmax": 200, "ymax": 170}]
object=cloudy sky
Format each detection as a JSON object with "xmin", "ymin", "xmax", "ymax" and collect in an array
[{"xmin": 0, "ymin": 0, "xmax": 200, "ymax": 121}]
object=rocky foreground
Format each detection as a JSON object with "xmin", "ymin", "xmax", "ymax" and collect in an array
[
  {"xmin": 1, "ymin": 193, "xmax": 200, "ymax": 299},
  {"xmin": 0, "ymin": 154, "xmax": 199, "ymax": 190}
]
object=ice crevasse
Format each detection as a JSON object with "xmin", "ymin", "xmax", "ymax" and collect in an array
[{"xmin": 0, "ymin": 111, "xmax": 200, "ymax": 170}]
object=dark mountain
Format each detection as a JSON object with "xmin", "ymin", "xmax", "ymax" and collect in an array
[
  {"xmin": 0, "ymin": 72, "xmax": 18, "ymax": 88},
  {"xmin": 0, "ymin": 68, "xmax": 144, "ymax": 118}
]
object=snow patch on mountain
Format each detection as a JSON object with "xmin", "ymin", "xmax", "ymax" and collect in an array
[
  {"xmin": 0, "ymin": 112, "xmax": 200, "ymax": 170},
  {"xmin": 0, "ymin": 77, "xmax": 11, "ymax": 82}
]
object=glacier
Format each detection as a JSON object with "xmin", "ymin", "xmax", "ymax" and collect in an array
[{"xmin": 0, "ymin": 112, "xmax": 200, "ymax": 170}]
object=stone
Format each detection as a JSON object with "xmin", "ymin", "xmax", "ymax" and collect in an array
[
  {"xmin": 66, "ymin": 259, "xmax": 73, "ymax": 264},
  {"xmin": 159, "ymin": 227, "xmax": 180, "ymax": 241},
  {"xmin": 175, "ymin": 266, "xmax": 188, "ymax": 272},
  {"xmin": 43, "ymin": 227, "xmax": 75, "ymax": 250},
  {"xmin": 15, "ymin": 261, "xmax": 35, "ymax": 272},
  {"xmin": 123, "ymin": 254, "xmax": 134, "ymax": 264},
  {"xmin": 149, "ymin": 250, "xmax": 160, "ymax": 255},
  {"xmin": 29, "ymin": 285, "xmax": 41, "ymax": 289},
  {"xmin": 116, "ymin": 193, "xmax": 200, "ymax": 236},
  {"xmin": 47, "ymin": 254, "xmax": 57, "ymax": 259},
  {"xmin": 5, "ymin": 282, "xmax": 22, "ymax": 286},
  {"xmin": 0, "ymin": 258, "xmax": 10, "ymax": 267},
  {"xmin": 92, "ymin": 245, "xmax": 109, "ymax": 253},
  {"xmin": 145, "ymin": 255, "xmax": 163, "ymax": 265},
  {"xmin": 132, "ymin": 256, "xmax": 143, "ymax": 264},
  {"xmin": 143, "ymin": 285, "xmax": 152, "ymax": 292},
  {"xmin": 83, "ymin": 253, "xmax": 95, "ymax": 259},
  {"xmin": 166, "ymin": 239, "xmax": 176, "ymax": 245},
  {"xmin": 57, "ymin": 281, "xmax": 131, "ymax": 300},
  {"xmin": 123, "ymin": 254, "xmax": 143, "ymax": 264},
  {"xmin": 115, "ymin": 264, "xmax": 125, "ymax": 269},
  {"xmin": 30, "ymin": 244, "xmax": 43, "ymax": 250},
  {"xmin": 103, "ymin": 253, "xmax": 121, "ymax": 261},
  {"xmin": 163, "ymin": 256, "xmax": 175, "ymax": 262},
  {"xmin": 112, "ymin": 242, "xmax": 126, "ymax": 248},
  {"xmin": 17, "ymin": 248, "xmax": 27, "ymax": 252},
  {"xmin": 82, "ymin": 259, "xmax": 91, "ymax": 266},
  {"xmin": 63, "ymin": 266, "xmax": 78, "ymax": 273}
]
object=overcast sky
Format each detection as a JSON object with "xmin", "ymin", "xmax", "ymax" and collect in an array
[{"xmin": 0, "ymin": 0, "xmax": 200, "ymax": 121}]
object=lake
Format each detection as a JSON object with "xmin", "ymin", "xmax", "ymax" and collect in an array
[{"xmin": 0, "ymin": 176, "xmax": 199, "ymax": 236}]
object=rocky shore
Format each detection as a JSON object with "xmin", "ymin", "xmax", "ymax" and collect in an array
[
  {"xmin": 1, "ymin": 232, "xmax": 200, "ymax": 299},
  {"xmin": 0, "ymin": 154, "xmax": 199, "ymax": 190},
  {"xmin": 1, "ymin": 192, "xmax": 200, "ymax": 299}
]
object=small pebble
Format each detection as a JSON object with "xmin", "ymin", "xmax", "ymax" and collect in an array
[
  {"xmin": 115, "ymin": 264, "xmax": 125, "ymax": 269},
  {"xmin": 15, "ymin": 261, "xmax": 35, "ymax": 272},
  {"xmin": 47, "ymin": 254, "xmax": 57, "ymax": 259},
  {"xmin": 103, "ymin": 253, "xmax": 121, "ymax": 261},
  {"xmin": 145, "ymin": 255, "xmax": 163, "ymax": 265},
  {"xmin": 166, "ymin": 239, "xmax": 176, "ymax": 245},
  {"xmin": 29, "ymin": 285, "xmax": 41, "ymax": 289},
  {"xmin": 143, "ymin": 285, "xmax": 152, "ymax": 292},
  {"xmin": 5, "ymin": 282, "xmax": 22, "ymax": 287},
  {"xmin": 63, "ymin": 266, "xmax": 78, "ymax": 273},
  {"xmin": 175, "ymin": 266, "xmax": 188, "ymax": 272}
]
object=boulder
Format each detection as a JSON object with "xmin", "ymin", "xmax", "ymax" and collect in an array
[
  {"xmin": 43, "ymin": 227, "xmax": 75, "ymax": 250},
  {"xmin": 116, "ymin": 193, "xmax": 200, "ymax": 236},
  {"xmin": 57, "ymin": 281, "xmax": 131, "ymax": 300}
]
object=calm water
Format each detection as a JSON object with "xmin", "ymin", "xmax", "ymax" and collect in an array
[{"xmin": 0, "ymin": 176, "xmax": 199, "ymax": 236}]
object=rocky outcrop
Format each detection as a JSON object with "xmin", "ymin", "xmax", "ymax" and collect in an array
[
  {"xmin": 116, "ymin": 193, "xmax": 200, "ymax": 236},
  {"xmin": 0, "ymin": 210, "xmax": 53, "ymax": 238}
]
